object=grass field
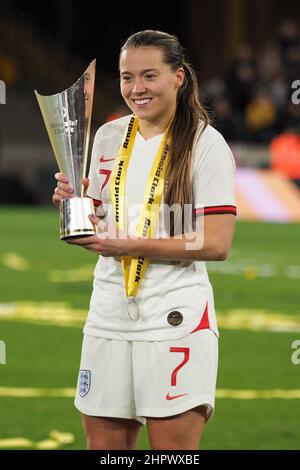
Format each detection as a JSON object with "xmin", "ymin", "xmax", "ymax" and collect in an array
[{"xmin": 0, "ymin": 206, "xmax": 300, "ymax": 449}]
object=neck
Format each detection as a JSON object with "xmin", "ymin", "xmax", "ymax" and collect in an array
[{"xmin": 137, "ymin": 111, "xmax": 175, "ymax": 140}]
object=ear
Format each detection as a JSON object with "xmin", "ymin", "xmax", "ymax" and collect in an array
[{"xmin": 176, "ymin": 68, "xmax": 185, "ymax": 87}]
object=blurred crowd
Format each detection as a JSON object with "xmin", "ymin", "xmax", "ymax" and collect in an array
[
  {"xmin": 1, "ymin": 19, "xmax": 299, "ymax": 148},
  {"xmin": 1, "ymin": 18, "xmax": 300, "ymax": 184},
  {"xmin": 204, "ymin": 19, "xmax": 300, "ymax": 146},
  {"xmin": 106, "ymin": 21, "xmax": 300, "ymax": 182}
]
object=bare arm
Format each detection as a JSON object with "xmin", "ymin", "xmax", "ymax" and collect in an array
[{"xmin": 124, "ymin": 214, "xmax": 236, "ymax": 262}]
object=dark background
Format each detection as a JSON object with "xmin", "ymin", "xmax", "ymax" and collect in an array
[
  {"xmin": 3, "ymin": 0, "xmax": 300, "ymax": 77},
  {"xmin": 1, "ymin": 0, "xmax": 300, "ymax": 204}
]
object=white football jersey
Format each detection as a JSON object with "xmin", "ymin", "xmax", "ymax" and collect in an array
[{"xmin": 84, "ymin": 114, "xmax": 236, "ymax": 341}]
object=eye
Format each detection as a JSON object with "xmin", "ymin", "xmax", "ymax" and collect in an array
[
  {"xmin": 145, "ymin": 73, "xmax": 157, "ymax": 80},
  {"xmin": 121, "ymin": 75, "xmax": 132, "ymax": 82}
]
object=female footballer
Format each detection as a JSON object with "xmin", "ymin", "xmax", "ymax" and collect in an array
[{"xmin": 53, "ymin": 30, "xmax": 236, "ymax": 450}]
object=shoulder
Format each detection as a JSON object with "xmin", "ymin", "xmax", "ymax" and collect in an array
[
  {"xmin": 93, "ymin": 114, "xmax": 133, "ymax": 143},
  {"xmin": 192, "ymin": 121, "xmax": 235, "ymax": 169},
  {"xmin": 195, "ymin": 122, "xmax": 232, "ymax": 152}
]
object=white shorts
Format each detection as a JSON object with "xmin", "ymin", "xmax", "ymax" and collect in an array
[{"xmin": 74, "ymin": 329, "xmax": 218, "ymax": 426}]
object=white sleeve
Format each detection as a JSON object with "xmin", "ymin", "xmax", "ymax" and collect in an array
[{"xmin": 192, "ymin": 126, "xmax": 237, "ymax": 216}]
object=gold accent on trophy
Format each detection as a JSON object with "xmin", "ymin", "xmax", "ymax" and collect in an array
[{"xmin": 35, "ymin": 59, "xmax": 96, "ymax": 239}]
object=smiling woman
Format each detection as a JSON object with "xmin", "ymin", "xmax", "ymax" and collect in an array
[{"xmin": 52, "ymin": 30, "xmax": 237, "ymax": 450}]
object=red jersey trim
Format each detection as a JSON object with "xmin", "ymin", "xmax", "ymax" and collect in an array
[
  {"xmin": 194, "ymin": 205, "xmax": 237, "ymax": 216},
  {"xmin": 88, "ymin": 196, "xmax": 102, "ymax": 207},
  {"xmin": 93, "ymin": 199, "xmax": 102, "ymax": 207},
  {"xmin": 191, "ymin": 302, "xmax": 210, "ymax": 333}
]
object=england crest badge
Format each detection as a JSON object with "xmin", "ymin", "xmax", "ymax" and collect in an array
[{"xmin": 79, "ymin": 369, "xmax": 91, "ymax": 397}]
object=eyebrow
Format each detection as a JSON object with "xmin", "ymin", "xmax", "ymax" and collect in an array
[{"xmin": 120, "ymin": 69, "xmax": 159, "ymax": 75}]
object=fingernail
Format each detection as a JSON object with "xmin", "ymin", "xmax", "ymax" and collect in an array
[
  {"xmin": 63, "ymin": 178, "xmax": 68, "ymax": 183},
  {"xmin": 67, "ymin": 188, "xmax": 73, "ymax": 194}
]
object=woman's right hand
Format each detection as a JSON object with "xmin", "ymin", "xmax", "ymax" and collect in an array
[{"xmin": 52, "ymin": 173, "xmax": 89, "ymax": 207}]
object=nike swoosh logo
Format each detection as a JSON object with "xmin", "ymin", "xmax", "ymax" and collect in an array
[
  {"xmin": 166, "ymin": 392, "xmax": 188, "ymax": 401},
  {"xmin": 100, "ymin": 156, "xmax": 115, "ymax": 163}
]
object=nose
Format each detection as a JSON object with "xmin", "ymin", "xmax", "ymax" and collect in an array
[{"xmin": 131, "ymin": 78, "xmax": 146, "ymax": 94}]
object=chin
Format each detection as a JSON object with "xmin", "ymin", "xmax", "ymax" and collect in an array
[{"xmin": 134, "ymin": 108, "xmax": 157, "ymax": 120}]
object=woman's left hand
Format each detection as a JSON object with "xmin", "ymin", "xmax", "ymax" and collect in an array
[{"xmin": 65, "ymin": 214, "xmax": 130, "ymax": 257}]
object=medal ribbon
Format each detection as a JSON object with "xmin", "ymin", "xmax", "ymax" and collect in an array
[{"xmin": 110, "ymin": 115, "xmax": 170, "ymax": 298}]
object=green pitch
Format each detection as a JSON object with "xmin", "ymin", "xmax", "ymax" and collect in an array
[{"xmin": 0, "ymin": 206, "xmax": 300, "ymax": 449}]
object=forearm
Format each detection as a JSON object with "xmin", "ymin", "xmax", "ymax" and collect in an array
[{"xmin": 126, "ymin": 231, "xmax": 227, "ymax": 262}]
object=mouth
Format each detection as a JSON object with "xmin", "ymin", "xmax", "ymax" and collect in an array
[{"xmin": 132, "ymin": 98, "xmax": 152, "ymax": 107}]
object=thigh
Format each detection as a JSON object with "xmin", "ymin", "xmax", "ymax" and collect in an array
[
  {"xmin": 82, "ymin": 413, "xmax": 142, "ymax": 450},
  {"xmin": 147, "ymin": 405, "xmax": 207, "ymax": 450}
]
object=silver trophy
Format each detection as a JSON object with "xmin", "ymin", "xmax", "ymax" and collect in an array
[{"xmin": 35, "ymin": 59, "xmax": 96, "ymax": 239}]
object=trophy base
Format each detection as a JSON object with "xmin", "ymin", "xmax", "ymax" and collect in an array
[{"xmin": 60, "ymin": 197, "xmax": 96, "ymax": 240}]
